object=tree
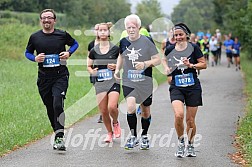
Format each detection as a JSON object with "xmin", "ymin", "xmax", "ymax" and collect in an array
[
  {"xmin": 184, "ymin": 7, "xmax": 203, "ymax": 33},
  {"xmin": 65, "ymin": 0, "xmax": 131, "ymax": 27},
  {"xmin": 136, "ymin": 0, "xmax": 164, "ymax": 27},
  {"xmin": 0, "ymin": 0, "xmax": 39, "ymax": 12},
  {"xmin": 171, "ymin": 0, "xmax": 215, "ymax": 33}
]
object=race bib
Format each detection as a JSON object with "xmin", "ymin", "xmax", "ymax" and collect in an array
[
  {"xmin": 175, "ymin": 73, "xmax": 195, "ymax": 87},
  {"xmin": 97, "ymin": 69, "xmax": 112, "ymax": 81},
  {"xmin": 43, "ymin": 54, "xmax": 60, "ymax": 67},
  {"xmin": 128, "ymin": 70, "xmax": 145, "ymax": 82}
]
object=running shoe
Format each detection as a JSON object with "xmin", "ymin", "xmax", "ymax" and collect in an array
[
  {"xmin": 97, "ymin": 115, "xmax": 103, "ymax": 123},
  {"xmin": 140, "ymin": 135, "xmax": 149, "ymax": 150},
  {"xmin": 124, "ymin": 136, "xmax": 139, "ymax": 150},
  {"xmin": 137, "ymin": 106, "xmax": 141, "ymax": 115},
  {"xmin": 113, "ymin": 122, "xmax": 121, "ymax": 138},
  {"xmin": 104, "ymin": 132, "xmax": 113, "ymax": 143},
  {"xmin": 186, "ymin": 144, "xmax": 196, "ymax": 157},
  {"xmin": 53, "ymin": 137, "xmax": 66, "ymax": 151},
  {"xmin": 175, "ymin": 142, "xmax": 185, "ymax": 158}
]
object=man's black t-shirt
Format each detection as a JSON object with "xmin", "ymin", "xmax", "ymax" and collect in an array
[{"xmin": 26, "ymin": 29, "xmax": 75, "ymax": 73}]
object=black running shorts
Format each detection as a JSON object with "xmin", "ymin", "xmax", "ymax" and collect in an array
[{"xmin": 169, "ymin": 84, "xmax": 202, "ymax": 107}]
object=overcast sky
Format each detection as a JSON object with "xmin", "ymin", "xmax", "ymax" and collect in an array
[{"xmin": 129, "ymin": 0, "xmax": 180, "ymax": 15}]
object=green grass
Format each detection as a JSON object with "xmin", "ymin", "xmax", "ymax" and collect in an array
[
  {"xmin": 0, "ymin": 59, "xmax": 50, "ymax": 155},
  {"xmin": 0, "ymin": 57, "xmax": 103, "ymax": 155},
  {"xmin": 237, "ymin": 53, "xmax": 252, "ymax": 164}
]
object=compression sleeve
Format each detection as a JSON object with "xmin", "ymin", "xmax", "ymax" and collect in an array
[
  {"xmin": 25, "ymin": 49, "xmax": 36, "ymax": 62},
  {"xmin": 68, "ymin": 40, "xmax": 79, "ymax": 54}
]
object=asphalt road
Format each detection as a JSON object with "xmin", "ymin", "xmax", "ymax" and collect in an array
[{"xmin": 0, "ymin": 57, "xmax": 244, "ymax": 167}]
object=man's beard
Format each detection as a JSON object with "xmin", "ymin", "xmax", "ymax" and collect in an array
[{"xmin": 43, "ymin": 21, "xmax": 52, "ymax": 30}]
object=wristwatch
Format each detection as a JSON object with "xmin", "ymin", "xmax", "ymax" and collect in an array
[
  {"xmin": 67, "ymin": 50, "xmax": 72, "ymax": 56},
  {"xmin": 192, "ymin": 64, "xmax": 196, "ymax": 69}
]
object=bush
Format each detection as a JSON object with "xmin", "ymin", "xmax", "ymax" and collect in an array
[{"xmin": 0, "ymin": 10, "xmax": 67, "ymax": 27}]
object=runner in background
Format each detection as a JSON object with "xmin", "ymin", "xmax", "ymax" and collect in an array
[
  {"xmin": 196, "ymin": 30, "xmax": 204, "ymax": 40},
  {"xmin": 190, "ymin": 33, "xmax": 202, "ymax": 75},
  {"xmin": 205, "ymin": 30, "xmax": 211, "ymax": 39},
  {"xmin": 223, "ymin": 35, "xmax": 234, "ymax": 68},
  {"xmin": 209, "ymin": 36, "xmax": 218, "ymax": 66},
  {"xmin": 216, "ymin": 35, "xmax": 222, "ymax": 65},
  {"xmin": 201, "ymin": 36, "xmax": 210, "ymax": 65},
  {"xmin": 216, "ymin": 29, "xmax": 221, "ymax": 40},
  {"xmin": 232, "ymin": 37, "xmax": 241, "ymax": 71}
]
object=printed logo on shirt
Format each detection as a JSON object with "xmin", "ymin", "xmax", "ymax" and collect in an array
[{"xmin": 125, "ymin": 47, "xmax": 142, "ymax": 67}]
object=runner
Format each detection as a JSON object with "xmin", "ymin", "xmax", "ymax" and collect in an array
[
  {"xmin": 232, "ymin": 37, "xmax": 241, "ymax": 71},
  {"xmin": 25, "ymin": 9, "xmax": 79, "ymax": 151},
  {"xmin": 216, "ymin": 29, "xmax": 221, "ymax": 40},
  {"xmin": 201, "ymin": 36, "xmax": 210, "ymax": 65},
  {"xmin": 216, "ymin": 30, "xmax": 222, "ymax": 64},
  {"xmin": 114, "ymin": 14, "xmax": 161, "ymax": 150},
  {"xmin": 216, "ymin": 36, "xmax": 222, "ymax": 65},
  {"xmin": 205, "ymin": 30, "xmax": 211, "ymax": 39},
  {"xmin": 190, "ymin": 33, "xmax": 201, "ymax": 75},
  {"xmin": 196, "ymin": 30, "xmax": 204, "ymax": 40},
  {"xmin": 209, "ymin": 36, "xmax": 218, "ymax": 66},
  {"xmin": 120, "ymin": 26, "xmax": 151, "ymax": 115},
  {"xmin": 161, "ymin": 29, "xmax": 176, "ymax": 53},
  {"xmin": 87, "ymin": 23, "xmax": 103, "ymax": 123},
  {"xmin": 87, "ymin": 22, "xmax": 121, "ymax": 143},
  {"xmin": 163, "ymin": 23, "xmax": 207, "ymax": 157},
  {"xmin": 223, "ymin": 35, "xmax": 234, "ymax": 68}
]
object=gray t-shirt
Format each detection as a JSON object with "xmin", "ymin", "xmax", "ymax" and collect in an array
[
  {"xmin": 119, "ymin": 35, "xmax": 158, "ymax": 101},
  {"xmin": 119, "ymin": 35, "xmax": 158, "ymax": 83}
]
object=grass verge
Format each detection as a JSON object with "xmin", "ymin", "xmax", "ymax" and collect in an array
[{"xmin": 236, "ymin": 53, "xmax": 252, "ymax": 164}]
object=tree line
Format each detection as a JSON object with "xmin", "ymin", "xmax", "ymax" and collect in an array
[
  {"xmin": 1, "ymin": 0, "xmax": 251, "ymax": 55},
  {"xmin": 0, "ymin": 0, "xmax": 164, "ymax": 28}
]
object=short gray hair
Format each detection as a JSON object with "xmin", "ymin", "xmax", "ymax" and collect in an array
[{"xmin": 124, "ymin": 14, "xmax": 141, "ymax": 29}]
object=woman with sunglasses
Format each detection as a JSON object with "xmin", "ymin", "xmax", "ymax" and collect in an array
[{"xmin": 163, "ymin": 23, "xmax": 207, "ymax": 158}]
